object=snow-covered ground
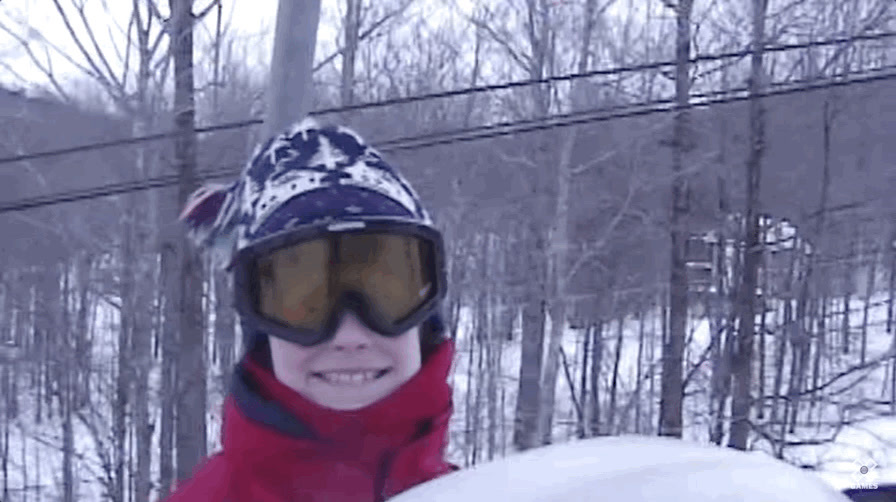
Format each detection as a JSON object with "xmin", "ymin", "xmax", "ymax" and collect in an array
[{"xmin": 393, "ymin": 435, "xmax": 851, "ymax": 501}]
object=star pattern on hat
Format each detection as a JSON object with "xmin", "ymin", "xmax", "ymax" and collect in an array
[
  {"xmin": 309, "ymin": 136, "xmax": 348, "ymax": 170},
  {"xmin": 216, "ymin": 119, "xmax": 435, "ymax": 251}
]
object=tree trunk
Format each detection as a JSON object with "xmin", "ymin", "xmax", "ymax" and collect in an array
[
  {"xmin": 608, "ymin": 316, "xmax": 625, "ymax": 434},
  {"xmin": 888, "ymin": 227, "xmax": 895, "ymax": 334},
  {"xmin": 0, "ymin": 273, "xmax": 12, "ymax": 498},
  {"xmin": 578, "ymin": 323, "xmax": 591, "ymax": 438},
  {"xmin": 757, "ymin": 246, "xmax": 769, "ymax": 420},
  {"xmin": 131, "ymin": 136, "xmax": 154, "ymax": 502},
  {"xmin": 214, "ymin": 269, "xmax": 235, "ymax": 391},
  {"xmin": 812, "ymin": 295, "xmax": 827, "ymax": 408},
  {"xmin": 538, "ymin": 127, "xmax": 575, "ymax": 446},
  {"xmin": 1, "ymin": 388, "xmax": 8, "ymax": 501},
  {"xmin": 535, "ymin": 0, "xmax": 597, "ymax": 448},
  {"xmin": 116, "ymin": 211, "xmax": 135, "ymax": 502},
  {"xmin": 709, "ymin": 217, "xmax": 731, "ymax": 445},
  {"xmin": 634, "ymin": 309, "xmax": 646, "ymax": 434},
  {"xmin": 158, "ymin": 224, "xmax": 178, "ymax": 498},
  {"xmin": 486, "ymin": 234, "xmax": 500, "ymax": 461},
  {"xmin": 463, "ymin": 292, "xmax": 476, "ymax": 465},
  {"xmin": 861, "ymin": 244, "xmax": 877, "ymax": 364},
  {"xmin": 61, "ymin": 263, "xmax": 75, "ymax": 502},
  {"xmin": 340, "ymin": 0, "xmax": 361, "ymax": 107},
  {"xmin": 511, "ymin": 0, "xmax": 556, "ymax": 452},
  {"xmin": 660, "ymin": 0, "xmax": 692, "ymax": 439},
  {"xmin": 842, "ymin": 267, "xmax": 852, "ymax": 355},
  {"xmin": 513, "ymin": 284, "xmax": 546, "ymax": 451},
  {"xmin": 589, "ymin": 320, "xmax": 604, "ymax": 436},
  {"xmin": 771, "ymin": 297, "xmax": 789, "ymax": 439},
  {"xmin": 171, "ymin": 0, "xmax": 208, "ymax": 484},
  {"xmin": 728, "ymin": 0, "xmax": 767, "ymax": 451}
]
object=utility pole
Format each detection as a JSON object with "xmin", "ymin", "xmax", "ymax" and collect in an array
[{"xmin": 266, "ymin": 0, "xmax": 322, "ymax": 137}]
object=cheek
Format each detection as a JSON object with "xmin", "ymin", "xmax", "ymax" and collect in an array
[
  {"xmin": 268, "ymin": 338, "xmax": 314, "ymax": 379},
  {"xmin": 389, "ymin": 330, "xmax": 422, "ymax": 374}
]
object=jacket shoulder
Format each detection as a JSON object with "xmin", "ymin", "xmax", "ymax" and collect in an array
[{"xmin": 163, "ymin": 453, "xmax": 234, "ymax": 502}]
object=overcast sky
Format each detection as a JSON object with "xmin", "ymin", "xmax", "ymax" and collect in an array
[{"xmin": 0, "ymin": 0, "xmax": 483, "ymax": 94}]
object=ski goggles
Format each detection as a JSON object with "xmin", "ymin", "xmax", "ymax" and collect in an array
[{"xmin": 233, "ymin": 219, "xmax": 447, "ymax": 347}]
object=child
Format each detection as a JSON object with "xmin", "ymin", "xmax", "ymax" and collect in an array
[{"xmin": 166, "ymin": 118, "xmax": 458, "ymax": 502}]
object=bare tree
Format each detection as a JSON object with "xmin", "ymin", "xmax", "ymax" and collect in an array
[
  {"xmin": 659, "ymin": 0, "xmax": 693, "ymax": 439},
  {"xmin": 170, "ymin": 0, "xmax": 208, "ymax": 485},
  {"xmin": 536, "ymin": 0, "xmax": 613, "ymax": 446},
  {"xmin": 728, "ymin": 0, "xmax": 768, "ymax": 451}
]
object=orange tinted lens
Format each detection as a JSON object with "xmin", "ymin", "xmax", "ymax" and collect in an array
[
  {"xmin": 337, "ymin": 233, "xmax": 433, "ymax": 322},
  {"xmin": 257, "ymin": 238, "xmax": 331, "ymax": 329}
]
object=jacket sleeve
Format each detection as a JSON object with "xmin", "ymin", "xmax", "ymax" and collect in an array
[{"xmin": 162, "ymin": 453, "xmax": 233, "ymax": 502}]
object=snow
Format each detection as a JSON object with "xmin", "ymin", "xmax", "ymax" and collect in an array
[{"xmin": 392, "ymin": 435, "xmax": 852, "ymax": 502}]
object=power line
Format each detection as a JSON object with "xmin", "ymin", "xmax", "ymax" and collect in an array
[
  {"xmin": 0, "ymin": 31, "xmax": 893, "ymax": 166},
  {"xmin": 377, "ymin": 67, "xmax": 896, "ymax": 152},
  {"xmin": 1, "ymin": 67, "xmax": 893, "ymax": 215}
]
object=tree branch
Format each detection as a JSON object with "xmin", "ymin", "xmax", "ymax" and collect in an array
[
  {"xmin": 313, "ymin": 3, "xmax": 410, "ymax": 74},
  {"xmin": 194, "ymin": 0, "xmax": 222, "ymax": 22},
  {"xmin": 49, "ymin": 0, "xmax": 119, "ymax": 98},
  {"xmin": 466, "ymin": 9, "xmax": 532, "ymax": 72},
  {"xmin": 564, "ymin": 176, "xmax": 637, "ymax": 284},
  {"xmin": 71, "ymin": 0, "xmax": 125, "ymax": 93},
  {"xmin": 0, "ymin": 20, "xmax": 74, "ymax": 101}
]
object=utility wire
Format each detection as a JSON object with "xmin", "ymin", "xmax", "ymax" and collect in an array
[
  {"xmin": 0, "ymin": 66, "xmax": 893, "ymax": 215},
  {"xmin": 0, "ymin": 31, "xmax": 893, "ymax": 166},
  {"xmin": 376, "ymin": 65, "xmax": 896, "ymax": 152}
]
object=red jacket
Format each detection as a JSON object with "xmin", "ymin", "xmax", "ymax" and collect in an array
[{"xmin": 164, "ymin": 340, "xmax": 458, "ymax": 502}]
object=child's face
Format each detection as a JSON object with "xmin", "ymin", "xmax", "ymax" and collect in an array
[{"xmin": 267, "ymin": 311, "xmax": 422, "ymax": 410}]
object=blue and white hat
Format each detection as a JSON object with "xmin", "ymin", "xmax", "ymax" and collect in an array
[
  {"xmin": 181, "ymin": 117, "xmax": 436, "ymax": 267},
  {"xmin": 180, "ymin": 118, "xmax": 446, "ymax": 354}
]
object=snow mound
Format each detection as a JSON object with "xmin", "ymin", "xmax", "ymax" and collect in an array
[{"xmin": 393, "ymin": 435, "xmax": 851, "ymax": 502}]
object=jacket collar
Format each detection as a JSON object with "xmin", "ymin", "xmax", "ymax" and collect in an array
[{"xmin": 222, "ymin": 339, "xmax": 455, "ymax": 462}]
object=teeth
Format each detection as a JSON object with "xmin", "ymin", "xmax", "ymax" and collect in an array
[{"xmin": 318, "ymin": 370, "xmax": 381, "ymax": 385}]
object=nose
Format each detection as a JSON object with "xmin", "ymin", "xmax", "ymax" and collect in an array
[{"xmin": 328, "ymin": 311, "xmax": 375, "ymax": 351}]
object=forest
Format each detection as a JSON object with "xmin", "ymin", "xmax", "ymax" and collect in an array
[{"xmin": 0, "ymin": 0, "xmax": 894, "ymax": 500}]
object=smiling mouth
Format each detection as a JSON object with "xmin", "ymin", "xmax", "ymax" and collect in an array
[{"xmin": 310, "ymin": 368, "xmax": 391, "ymax": 385}]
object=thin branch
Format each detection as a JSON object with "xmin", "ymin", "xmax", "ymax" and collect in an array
[
  {"xmin": 146, "ymin": 0, "xmax": 165, "ymax": 23},
  {"xmin": 467, "ymin": 9, "xmax": 532, "ymax": 72},
  {"xmin": 496, "ymin": 149, "xmax": 538, "ymax": 169},
  {"xmin": 40, "ymin": 42, "xmax": 74, "ymax": 103},
  {"xmin": 195, "ymin": 0, "xmax": 222, "ymax": 22},
  {"xmin": 313, "ymin": 4, "xmax": 411, "ymax": 73},
  {"xmin": 817, "ymin": 6, "xmax": 894, "ymax": 76},
  {"xmin": 571, "ymin": 116, "xmax": 674, "ymax": 175},
  {"xmin": 559, "ymin": 346, "xmax": 584, "ymax": 425},
  {"xmin": 71, "ymin": 0, "xmax": 124, "ymax": 92},
  {"xmin": 49, "ymin": 0, "xmax": 118, "ymax": 95},
  {"xmin": 149, "ymin": 21, "xmax": 169, "ymax": 63},
  {"xmin": 0, "ymin": 20, "xmax": 74, "ymax": 102},
  {"xmin": 683, "ymin": 324, "xmax": 727, "ymax": 388},
  {"xmin": 564, "ymin": 178, "xmax": 637, "ymax": 284},
  {"xmin": 0, "ymin": 59, "xmax": 31, "ymax": 87},
  {"xmin": 755, "ymin": 351, "xmax": 894, "ymax": 403},
  {"xmin": 121, "ymin": 1, "xmax": 144, "ymax": 95}
]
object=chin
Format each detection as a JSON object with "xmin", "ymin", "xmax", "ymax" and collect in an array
[{"xmin": 324, "ymin": 388, "xmax": 393, "ymax": 411}]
